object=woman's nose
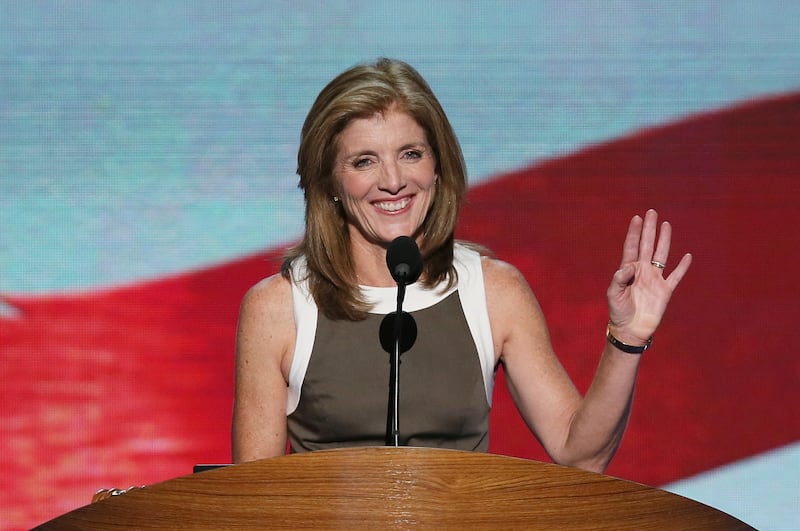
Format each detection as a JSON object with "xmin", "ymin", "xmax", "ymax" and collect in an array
[{"xmin": 378, "ymin": 161, "xmax": 405, "ymax": 193}]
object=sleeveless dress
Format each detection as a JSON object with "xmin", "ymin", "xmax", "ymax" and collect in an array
[{"xmin": 286, "ymin": 244, "xmax": 496, "ymax": 452}]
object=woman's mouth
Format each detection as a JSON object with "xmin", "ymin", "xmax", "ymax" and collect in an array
[{"xmin": 375, "ymin": 197, "xmax": 411, "ymax": 213}]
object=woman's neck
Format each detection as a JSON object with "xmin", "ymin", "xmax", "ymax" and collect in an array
[{"xmin": 349, "ymin": 238, "xmax": 398, "ymax": 288}]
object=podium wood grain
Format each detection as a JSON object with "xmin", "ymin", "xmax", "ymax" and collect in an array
[{"xmin": 35, "ymin": 447, "xmax": 753, "ymax": 530}]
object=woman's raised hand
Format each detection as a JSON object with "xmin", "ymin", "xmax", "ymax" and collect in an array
[{"xmin": 606, "ymin": 209, "xmax": 692, "ymax": 346}]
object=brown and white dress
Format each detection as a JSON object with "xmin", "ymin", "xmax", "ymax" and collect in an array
[{"xmin": 286, "ymin": 244, "xmax": 496, "ymax": 453}]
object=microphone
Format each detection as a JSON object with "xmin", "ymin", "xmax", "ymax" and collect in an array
[
  {"xmin": 386, "ymin": 236, "xmax": 422, "ymax": 285},
  {"xmin": 384, "ymin": 236, "xmax": 422, "ymax": 447}
]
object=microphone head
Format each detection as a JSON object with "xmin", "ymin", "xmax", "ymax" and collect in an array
[{"xmin": 386, "ymin": 236, "xmax": 423, "ymax": 285}]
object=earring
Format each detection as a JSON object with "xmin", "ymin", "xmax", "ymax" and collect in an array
[{"xmin": 333, "ymin": 196, "xmax": 340, "ymax": 203}]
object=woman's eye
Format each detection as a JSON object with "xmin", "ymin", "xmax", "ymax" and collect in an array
[
  {"xmin": 403, "ymin": 150, "xmax": 422, "ymax": 160},
  {"xmin": 354, "ymin": 158, "xmax": 371, "ymax": 168}
]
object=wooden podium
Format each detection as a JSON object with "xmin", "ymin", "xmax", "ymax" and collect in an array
[{"xmin": 35, "ymin": 447, "xmax": 753, "ymax": 530}]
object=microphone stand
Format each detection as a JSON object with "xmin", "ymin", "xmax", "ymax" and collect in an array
[
  {"xmin": 384, "ymin": 235, "xmax": 421, "ymax": 448},
  {"xmin": 387, "ymin": 278, "xmax": 406, "ymax": 447}
]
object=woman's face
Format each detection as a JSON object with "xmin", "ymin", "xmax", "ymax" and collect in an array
[{"xmin": 333, "ymin": 108, "xmax": 437, "ymax": 249}]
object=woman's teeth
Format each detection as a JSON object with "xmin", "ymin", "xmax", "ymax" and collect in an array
[{"xmin": 377, "ymin": 197, "xmax": 410, "ymax": 212}]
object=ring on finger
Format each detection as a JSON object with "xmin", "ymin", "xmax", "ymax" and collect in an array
[{"xmin": 650, "ymin": 260, "xmax": 666, "ymax": 270}]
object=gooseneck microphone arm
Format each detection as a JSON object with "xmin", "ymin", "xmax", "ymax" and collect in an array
[{"xmin": 384, "ymin": 236, "xmax": 422, "ymax": 447}]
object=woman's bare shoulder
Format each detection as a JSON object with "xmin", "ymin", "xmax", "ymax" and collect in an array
[
  {"xmin": 239, "ymin": 273, "xmax": 295, "ymax": 331},
  {"xmin": 480, "ymin": 255, "xmax": 531, "ymax": 294},
  {"xmin": 480, "ymin": 255, "xmax": 547, "ymax": 349},
  {"xmin": 244, "ymin": 272, "xmax": 292, "ymax": 300}
]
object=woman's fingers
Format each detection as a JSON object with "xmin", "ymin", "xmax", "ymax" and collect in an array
[
  {"xmin": 666, "ymin": 252, "xmax": 693, "ymax": 290},
  {"xmin": 638, "ymin": 209, "xmax": 659, "ymax": 262},
  {"xmin": 620, "ymin": 214, "xmax": 643, "ymax": 267},
  {"xmin": 652, "ymin": 221, "xmax": 672, "ymax": 270},
  {"xmin": 621, "ymin": 210, "xmax": 671, "ymax": 268}
]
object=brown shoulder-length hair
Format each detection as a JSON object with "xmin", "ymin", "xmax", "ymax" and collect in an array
[{"xmin": 282, "ymin": 58, "xmax": 468, "ymax": 321}]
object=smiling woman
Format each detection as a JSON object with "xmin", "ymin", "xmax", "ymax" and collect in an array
[
  {"xmin": 230, "ymin": 58, "xmax": 692, "ymax": 472},
  {"xmin": 285, "ymin": 58, "xmax": 469, "ymax": 322}
]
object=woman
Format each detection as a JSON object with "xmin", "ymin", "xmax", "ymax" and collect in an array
[{"xmin": 231, "ymin": 58, "xmax": 692, "ymax": 472}]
